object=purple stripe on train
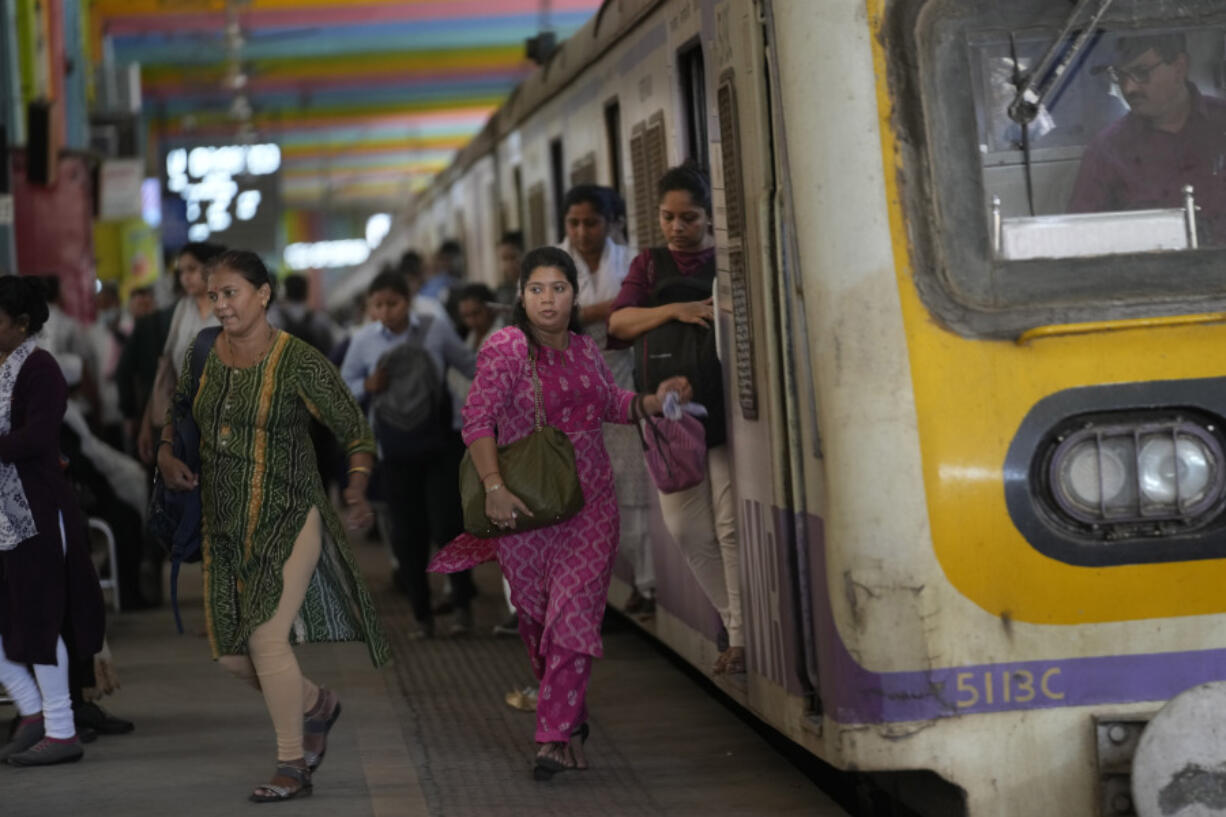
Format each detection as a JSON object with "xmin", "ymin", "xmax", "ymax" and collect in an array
[{"xmin": 624, "ymin": 494, "xmax": 1218, "ymax": 723}]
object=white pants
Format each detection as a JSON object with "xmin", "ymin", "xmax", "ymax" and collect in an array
[
  {"xmin": 657, "ymin": 445, "xmax": 742, "ymax": 648},
  {"xmin": 0, "ymin": 635, "xmax": 73, "ymax": 738}
]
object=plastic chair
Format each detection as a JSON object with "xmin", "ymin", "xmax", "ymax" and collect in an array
[{"xmin": 88, "ymin": 517, "xmax": 121, "ymax": 613}]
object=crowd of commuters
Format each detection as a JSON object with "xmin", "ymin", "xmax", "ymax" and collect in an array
[{"xmin": 0, "ymin": 163, "xmax": 748, "ymax": 793}]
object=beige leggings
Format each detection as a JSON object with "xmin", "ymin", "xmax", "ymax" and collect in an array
[
  {"xmin": 657, "ymin": 445, "xmax": 743, "ymax": 648},
  {"xmin": 219, "ymin": 507, "xmax": 323, "ymax": 761}
]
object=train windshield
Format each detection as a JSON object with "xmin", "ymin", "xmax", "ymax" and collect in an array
[
  {"xmin": 972, "ymin": 27, "xmax": 1226, "ymax": 258},
  {"xmin": 906, "ymin": 0, "xmax": 1226, "ymax": 336}
]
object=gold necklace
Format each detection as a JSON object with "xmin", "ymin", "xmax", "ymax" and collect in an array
[{"xmin": 226, "ymin": 325, "xmax": 276, "ymax": 368}]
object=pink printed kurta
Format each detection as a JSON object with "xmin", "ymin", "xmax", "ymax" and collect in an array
[{"xmin": 429, "ymin": 327, "xmax": 635, "ymax": 658}]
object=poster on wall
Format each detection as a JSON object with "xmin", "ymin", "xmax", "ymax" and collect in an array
[
  {"xmin": 11, "ymin": 150, "xmax": 95, "ymax": 321},
  {"xmin": 98, "ymin": 158, "xmax": 143, "ymax": 220},
  {"xmin": 95, "ymin": 218, "xmax": 162, "ymax": 296}
]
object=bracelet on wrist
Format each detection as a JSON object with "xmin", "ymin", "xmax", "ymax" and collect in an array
[
  {"xmin": 155, "ymin": 438, "xmax": 172, "ymax": 453},
  {"xmin": 485, "ymin": 482, "xmax": 503, "ymax": 494},
  {"xmin": 347, "ymin": 465, "xmax": 372, "ymax": 476}
]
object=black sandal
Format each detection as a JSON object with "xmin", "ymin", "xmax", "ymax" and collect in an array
[
  {"xmin": 303, "ymin": 689, "xmax": 342, "ymax": 772},
  {"xmin": 249, "ymin": 763, "xmax": 312, "ymax": 803},
  {"xmin": 533, "ymin": 741, "xmax": 578, "ymax": 781}
]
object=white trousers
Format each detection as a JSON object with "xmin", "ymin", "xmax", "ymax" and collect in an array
[
  {"xmin": 0, "ymin": 635, "xmax": 73, "ymax": 738},
  {"xmin": 657, "ymin": 445, "xmax": 743, "ymax": 648}
]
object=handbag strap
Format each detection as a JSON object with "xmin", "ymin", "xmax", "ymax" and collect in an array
[{"xmin": 529, "ymin": 346, "xmax": 545, "ymax": 431}]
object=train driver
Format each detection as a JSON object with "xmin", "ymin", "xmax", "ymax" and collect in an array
[{"xmin": 1068, "ymin": 32, "xmax": 1226, "ymax": 246}]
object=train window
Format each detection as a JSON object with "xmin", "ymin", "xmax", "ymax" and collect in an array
[
  {"xmin": 512, "ymin": 165, "xmax": 525, "ymax": 234},
  {"xmin": 605, "ymin": 99, "xmax": 623, "ymax": 195},
  {"xmin": 570, "ymin": 152, "xmax": 597, "ymax": 186},
  {"xmin": 644, "ymin": 112, "xmax": 668, "ymax": 245},
  {"xmin": 629, "ymin": 122, "xmax": 650, "ymax": 247},
  {"xmin": 716, "ymin": 69, "xmax": 758, "ymax": 421},
  {"xmin": 549, "ymin": 138, "xmax": 565, "ymax": 243},
  {"xmin": 678, "ymin": 40, "xmax": 710, "ymax": 171},
  {"xmin": 527, "ymin": 182, "xmax": 547, "ymax": 250},
  {"xmin": 629, "ymin": 111, "xmax": 668, "ymax": 248},
  {"xmin": 905, "ymin": 0, "xmax": 1226, "ymax": 336}
]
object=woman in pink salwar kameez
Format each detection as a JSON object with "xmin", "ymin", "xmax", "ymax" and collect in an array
[{"xmin": 429, "ymin": 247, "xmax": 688, "ymax": 780}]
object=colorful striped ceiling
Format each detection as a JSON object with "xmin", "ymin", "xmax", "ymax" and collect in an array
[{"xmin": 93, "ymin": 0, "xmax": 603, "ymax": 207}]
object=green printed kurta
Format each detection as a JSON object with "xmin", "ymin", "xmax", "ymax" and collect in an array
[{"xmin": 174, "ymin": 330, "xmax": 390, "ymax": 666}]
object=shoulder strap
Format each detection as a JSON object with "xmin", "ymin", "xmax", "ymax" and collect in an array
[
  {"xmin": 190, "ymin": 327, "xmax": 222, "ymax": 396},
  {"xmin": 649, "ymin": 248, "xmax": 681, "ymax": 286}
]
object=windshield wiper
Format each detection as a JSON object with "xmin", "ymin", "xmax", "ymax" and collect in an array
[{"xmin": 1008, "ymin": 0, "xmax": 1117, "ymax": 125}]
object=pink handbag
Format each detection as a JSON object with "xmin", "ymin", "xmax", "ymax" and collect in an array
[{"xmin": 634, "ymin": 395, "xmax": 707, "ymax": 494}]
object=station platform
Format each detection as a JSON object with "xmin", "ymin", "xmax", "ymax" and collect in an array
[{"xmin": 0, "ymin": 537, "xmax": 847, "ymax": 816}]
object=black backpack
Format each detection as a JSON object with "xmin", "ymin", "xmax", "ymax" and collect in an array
[
  {"xmin": 281, "ymin": 308, "xmax": 330, "ymax": 354},
  {"xmin": 147, "ymin": 326, "xmax": 221, "ymax": 633},
  {"xmin": 632, "ymin": 249, "xmax": 726, "ymax": 448},
  {"xmin": 370, "ymin": 316, "xmax": 449, "ymax": 461}
]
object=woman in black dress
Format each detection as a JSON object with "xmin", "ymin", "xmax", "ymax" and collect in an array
[{"xmin": 0, "ymin": 276, "xmax": 105, "ymax": 766}]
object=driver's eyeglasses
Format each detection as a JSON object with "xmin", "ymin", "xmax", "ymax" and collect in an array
[{"xmin": 1106, "ymin": 60, "xmax": 1166, "ymax": 86}]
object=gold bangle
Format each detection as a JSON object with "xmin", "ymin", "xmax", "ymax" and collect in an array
[
  {"xmin": 348, "ymin": 465, "xmax": 372, "ymax": 476},
  {"xmin": 485, "ymin": 482, "xmax": 503, "ymax": 494}
]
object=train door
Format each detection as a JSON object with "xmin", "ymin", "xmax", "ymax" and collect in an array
[{"xmin": 710, "ymin": 0, "xmax": 823, "ymax": 719}]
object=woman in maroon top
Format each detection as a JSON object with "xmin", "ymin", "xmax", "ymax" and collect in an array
[
  {"xmin": 0, "ymin": 276, "xmax": 105, "ymax": 766},
  {"xmin": 608, "ymin": 165, "xmax": 745, "ymax": 675}
]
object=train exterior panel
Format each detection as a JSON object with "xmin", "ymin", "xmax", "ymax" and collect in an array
[{"xmin": 384, "ymin": 0, "xmax": 1226, "ymax": 813}]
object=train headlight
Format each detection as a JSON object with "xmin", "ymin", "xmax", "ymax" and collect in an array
[
  {"xmin": 1137, "ymin": 435, "xmax": 1214, "ymax": 507},
  {"xmin": 1048, "ymin": 420, "xmax": 1225, "ymax": 526},
  {"xmin": 1056, "ymin": 438, "xmax": 1134, "ymax": 513}
]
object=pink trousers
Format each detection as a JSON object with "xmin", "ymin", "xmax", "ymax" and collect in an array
[{"xmin": 518, "ymin": 614, "xmax": 592, "ymax": 743}]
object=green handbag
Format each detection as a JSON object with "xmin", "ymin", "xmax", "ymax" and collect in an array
[{"xmin": 459, "ymin": 349, "xmax": 585, "ymax": 538}]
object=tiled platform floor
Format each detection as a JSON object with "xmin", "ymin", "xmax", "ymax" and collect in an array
[{"xmin": 0, "ymin": 538, "xmax": 846, "ymax": 817}]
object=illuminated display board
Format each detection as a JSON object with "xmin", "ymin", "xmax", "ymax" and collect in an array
[{"xmin": 164, "ymin": 144, "xmax": 282, "ymax": 256}]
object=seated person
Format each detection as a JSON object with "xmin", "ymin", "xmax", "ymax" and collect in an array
[{"xmin": 1069, "ymin": 32, "xmax": 1226, "ymax": 246}]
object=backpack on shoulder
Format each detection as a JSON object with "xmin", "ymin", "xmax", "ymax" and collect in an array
[
  {"xmin": 147, "ymin": 326, "xmax": 221, "ymax": 633},
  {"xmin": 632, "ymin": 249, "xmax": 726, "ymax": 448},
  {"xmin": 281, "ymin": 309, "xmax": 330, "ymax": 354},
  {"xmin": 370, "ymin": 316, "xmax": 449, "ymax": 461}
]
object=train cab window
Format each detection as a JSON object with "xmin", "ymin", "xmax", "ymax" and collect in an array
[
  {"xmin": 972, "ymin": 28, "xmax": 1226, "ymax": 257},
  {"xmin": 906, "ymin": 0, "xmax": 1226, "ymax": 336},
  {"xmin": 678, "ymin": 40, "xmax": 710, "ymax": 171}
]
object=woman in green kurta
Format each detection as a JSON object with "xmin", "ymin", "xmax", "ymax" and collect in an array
[{"xmin": 157, "ymin": 250, "xmax": 388, "ymax": 803}]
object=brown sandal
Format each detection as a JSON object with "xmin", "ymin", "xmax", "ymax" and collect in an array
[
  {"xmin": 249, "ymin": 762, "xmax": 312, "ymax": 803},
  {"xmin": 533, "ymin": 741, "xmax": 578, "ymax": 781},
  {"xmin": 713, "ymin": 646, "xmax": 746, "ymax": 675}
]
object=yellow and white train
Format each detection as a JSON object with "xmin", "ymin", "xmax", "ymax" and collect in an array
[{"xmin": 358, "ymin": 1, "xmax": 1226, "ymax": 814}]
